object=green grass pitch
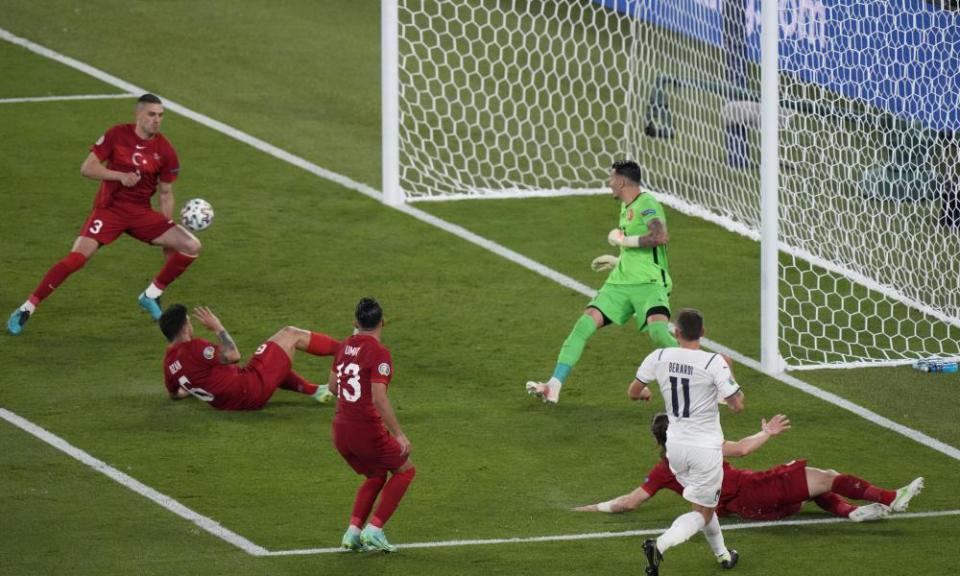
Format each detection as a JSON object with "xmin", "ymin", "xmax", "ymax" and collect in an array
[{"xmin": 1, "ymin": 2, "xmax": 958, "ymax": 575}]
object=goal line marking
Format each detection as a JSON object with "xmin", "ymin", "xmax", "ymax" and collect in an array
[
  {"xmin": 0, "ymin": 93, "xmax": 134, "ymax": 104},
  {"xmin": 0, "ymin": 408, "xmax": 269, "ymax": 557},
  {"xmin": 264, "ymin": 509, "xmax": 960, "ymax": 556}
]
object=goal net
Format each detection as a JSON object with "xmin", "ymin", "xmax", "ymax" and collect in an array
[{"xmin": 392, "ymin": 0, "xmax": 960, "ymax": 369}]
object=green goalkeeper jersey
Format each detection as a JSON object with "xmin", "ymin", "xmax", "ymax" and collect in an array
[{"xmin": 605, "ymin": 190, "xmax": 672, "ymax": 288}]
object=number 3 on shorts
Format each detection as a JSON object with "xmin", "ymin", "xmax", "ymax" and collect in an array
[{"xmin": 88, "ymin": 219, "xmax": 103, "ymax": 234}]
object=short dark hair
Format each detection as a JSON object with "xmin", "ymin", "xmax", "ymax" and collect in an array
[
  {"xmin": 138, "ymin": 93, "xmax": 163, "ymax": 105},
  {"xmin": 355, "ymin": 297, "xmax": 383, "ymax": 330},
  {"xmin": 675, "ymin": 308, "xmax": 704, "ymax": 341},
  {"xmin": 611, "ymin": 160, "xmax": 643, "ymax": 184},
  {"xmin": 159, "ymin": 304, "xmax": 188, "ymax": 342},
  {"xmin": 651, "ymin": 412, "xmax": 669, "ymax": 460}
]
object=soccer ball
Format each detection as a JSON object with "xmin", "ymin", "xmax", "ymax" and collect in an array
[{"xmin": 180, "ymin": 198, "xmax": 214, "ymax": 232}]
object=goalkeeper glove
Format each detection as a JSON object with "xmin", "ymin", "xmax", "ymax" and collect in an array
[
  {"xmin": 591, "ymin": 254, "xmax": 619, "ymax": 272},
  {"xmin": 607, "ymin": 228, "xmax": 641, "ymax": 248}
]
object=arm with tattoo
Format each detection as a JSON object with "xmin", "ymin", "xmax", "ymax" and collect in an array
[
  {"xmin": 608, "ymin": 218, "xmax": 670, "ymax": 248},
  {"xmin": 192, "ymin": 306, "xmax": 242, "ymax": 364},
  {"xmin": 216, "ymin": 328, "xmax": 242, "ymax": 364}
]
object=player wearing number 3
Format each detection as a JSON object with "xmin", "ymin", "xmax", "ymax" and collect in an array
[
  {"xmin": 330, "ymin": 297, "xmax": 415, "ymax": 553},
  {"xmin": 160, "ymin": 305, "xmax": 338, "ymax": 410},
  {"xmin": 8, "ymin": 94, "xmax": 200, "ymax": 335},
  {"xmin": 631, "ymin": 308, "xmax": 744, "ymax": 575}
]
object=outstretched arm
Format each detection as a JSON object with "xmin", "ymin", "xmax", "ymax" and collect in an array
[
  {"xmin": 192, "ymin": 306, "xmax": 241, "ymax": 364},
  {"xmin": 722, "ymin": 414, "xmax": 791, "ymax": 458},
  {"xmin": 572, "ymin": 486, "xmax": 653, "ymax": 513}
]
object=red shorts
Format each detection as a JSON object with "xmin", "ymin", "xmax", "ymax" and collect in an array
[
  {"xmin": 236, "ymin": 341, "xmax": 292, "ymax": 410},
  {"xmin": 332, "ymin": 420, "xmax": 408, "ymax": 477},
  {"xmin": 80, "ymin": 202, "xmax": 175, "ymax": 245},
  {"xmin": 722, "ymin": 459, "xmax": 810, "ymax": 521}
]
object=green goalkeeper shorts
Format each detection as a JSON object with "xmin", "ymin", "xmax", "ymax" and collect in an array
[{"xmin": 588, "ymin": 282, "xmax": 671, "ymax": 331}]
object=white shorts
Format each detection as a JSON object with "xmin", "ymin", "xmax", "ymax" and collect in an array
[{"xmin": 666, "ymin": 442, "xmax": 723, "ymax": 508}]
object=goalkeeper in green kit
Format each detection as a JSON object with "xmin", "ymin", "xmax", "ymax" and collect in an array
[{"xmin": 526, "ymin": 161, "xmax": 677, "ymax": 404}]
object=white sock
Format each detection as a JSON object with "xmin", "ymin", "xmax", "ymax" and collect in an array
[
  {"xmin": 547, "ymin": 377, "xmax": 563, "ymax": 389},
  {"xmin": 144, "ymin": 283, "xmax": 163, "ymax": 299},
  {"xmin": 20, "ymin": 301, "xmax": 36, "ymax": 314},
  {"xmin": 657, "ymin": 511, "xmax": 706, "ymax": 554},
  {"xmin": 347, "ymin": 525, "xmax": 360, "ymax": 535},
  {"xmin": 701, "ymin": 513, "xmax": 729, "ymax": 558},
  {"xmin": 364, "ymin": 524, "xmax": 383, "ymax": 533}
]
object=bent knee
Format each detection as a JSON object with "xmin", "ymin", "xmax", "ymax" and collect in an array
[
  {"xmin": 281, "ymin": 326, "xmax": 302, "ymax": 338},
  {"xmin": 183, "ymin": 237, "xmax": 202, "ymax": 256}
]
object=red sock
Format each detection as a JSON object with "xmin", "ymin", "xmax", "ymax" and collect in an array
[
  {"xmin": 370, "ymin": 466, "xmax": 416, "ymax": 528},
  {"xmin": 351, "ymin": 474, "xmax": 387, "ymax": 528},
  {"xmin": 831, "ymin": 474, "xmax": 895, "ymax": 505},
  {"xmin": 31, "ymin": 252, "xmax": 87, "ymax": 304},
  {"xmin": 307, "ymin": 332, "xmax": 341, "ymax": 356},
  {"xmin": 813, "ymin": 492, "xmax": 857, "ymax": 518},
  {"xmin": 278, "ymin": 371, "xmax": 319, "ymax": 395},
  {"xmin": 153, "ymin": 251, "xmax": 197, "ymax": 290}
]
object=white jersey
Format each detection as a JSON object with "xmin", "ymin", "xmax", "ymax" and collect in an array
[{"xmin": 636, "ymin": 347, "xmax": 741, "ymax": 449}]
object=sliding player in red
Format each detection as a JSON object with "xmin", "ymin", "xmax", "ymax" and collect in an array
[
  {"xmin": 160, "ymin": 305, "xmax": 338, "ymax": 409},
  {"xmin": 330, "ymin": 297, "xmax": 415, "ymax": 553},
  {"xmin": 574, "ymin": 412, "xmax": 923, "ymax": 522},
  {"xmin": 8, "ymin": 94, "xmax": 200, "ymax": 335}
]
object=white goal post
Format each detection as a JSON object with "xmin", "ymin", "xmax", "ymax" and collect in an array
[{"xmin": 383, "ymin": 0, "xmax": 960, "ymax": 371}]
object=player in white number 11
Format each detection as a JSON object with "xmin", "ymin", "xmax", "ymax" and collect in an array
[{"xmin": 629, "ymin": 308, "xmax": 744, "ymax": 575}]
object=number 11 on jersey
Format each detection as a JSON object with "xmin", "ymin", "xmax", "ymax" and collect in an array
[{"xmin": 669, "ymin": 376, "xmax": 690, "ymax": 418}]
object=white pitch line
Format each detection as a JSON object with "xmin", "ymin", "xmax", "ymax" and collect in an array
[
  {"xmin": 3, "ymin": 25, "xmax": 960, "ymax": 556},
  {"xmin": 264, "ymin": 509, "xmax": 960, "ymax": 556},
  {"xmin": 0, "ymin": 93, "xmax": 134, "ymax": 104},
  {"xmin": 2, "ymin": 26, "xmax": 957, "ymax": 464},
  {"xmin": 0, "ymin": 27, "xmax": 382, "ymax": 203},
  {"xmin": 0, "ymin": 408, "xmax": 269, "ymax": 557}
]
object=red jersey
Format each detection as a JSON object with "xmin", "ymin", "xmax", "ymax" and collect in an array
[
  {"xmin": 641, "ymin": 459, "xmax": 741, "ymax": 515},
  {"xmin": 642, "ymin": 459, "xmax": 810, "ymax": 520},
  {"xmin": 332, "ymin": 334, "xmax": 393, "ymax": 425},
  {"xmin": 163, "ymin": 338, "xmax": 247, "ymax": 410},
  {"xmin": 91, "ymin": 124, "xmax": 179, "ymax": 208}
]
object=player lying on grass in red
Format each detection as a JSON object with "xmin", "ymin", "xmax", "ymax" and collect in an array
[
  {"xmin": 574, "ymin": 413, "xmax": 923, "ymax": 522},
  {"xmin": 161, "ymin": 304, "xmax": 338, "ymax": 410}
]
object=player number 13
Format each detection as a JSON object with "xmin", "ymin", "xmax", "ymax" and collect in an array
[{"xmin": 335, "ymin": 362, "xmax": 361, "ymax": 403}]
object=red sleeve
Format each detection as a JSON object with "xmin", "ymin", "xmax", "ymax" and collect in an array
[
  {"xmin": 641, "ymin": 460, "xmax": 682, "ymax": 496},
  {"xmin": 159, "ymin": 138, "xmax": 180, "ymax": 183},
  {"xmin": 90, "ymin": 126, "xmax": 117, "ymax": 162},
  {"xmin": 164, "ymin": 367, "xmax": 179, "ymax": 395},
  {"xmin": 369, "ymin": 347, "xmax": 393, "ymax": 387},
  {"xmin": 191, "ymin": 339, "xmax": 221, "ymax": 365}
]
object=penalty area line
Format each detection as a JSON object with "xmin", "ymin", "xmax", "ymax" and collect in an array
[
  {"xmin": 0, "ymin": 408, "xmax": 270, "ymax": 557},
  {"xmin": 263, "ymin": 509, "xmax": 960, "ymax": 556},
  {"xmin": 0, "ymin": 93, "xmax": 135, "ymax": 104}
]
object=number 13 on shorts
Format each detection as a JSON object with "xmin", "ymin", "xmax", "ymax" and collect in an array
[{"xmin": 336, "ymin": 362, "xmax": 361, "ymax": 402}]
